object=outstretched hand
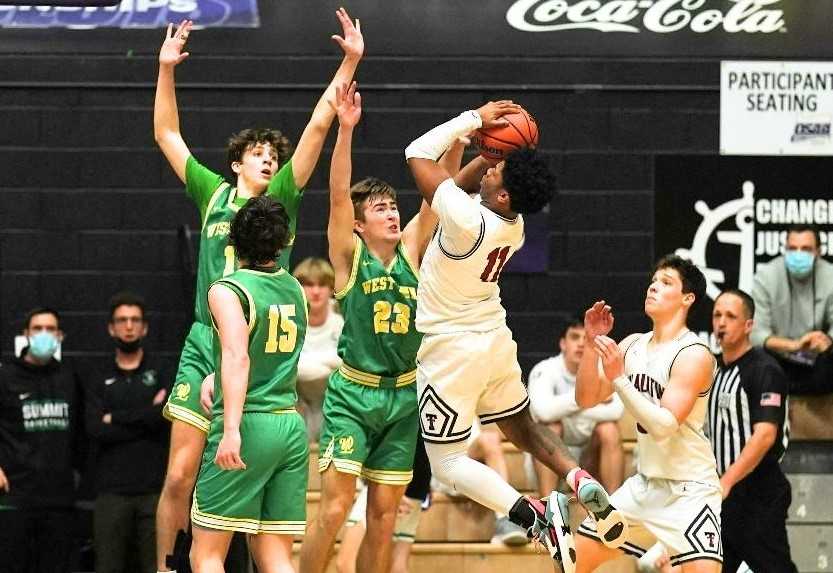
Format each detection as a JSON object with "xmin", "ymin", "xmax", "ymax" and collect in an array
[
  {"xmin": 594, "ymin": 335, "xmax": 625, "ymax": 381},
  {"xmin": 476, "ymin": 100, "xmax": 523, "ymax": 129},
  {"xmin": 331, "ymin": 7, "xmax": 364, "ymax": 61},
  {"xmin": 584, "ymin": 300, "xmax": 614, "ymax": 340},
  {"xmin": 159, "ymin": 19, "xmax": 192, "ymax": 67},
  {"xmin": 332, "ymin": 81, "xmax": 362, "ymax": 128}
]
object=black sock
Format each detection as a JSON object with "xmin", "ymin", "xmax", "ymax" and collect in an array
[{"xmin": 508, "ymin": 496, "xmax": 536, "ymax": 529}]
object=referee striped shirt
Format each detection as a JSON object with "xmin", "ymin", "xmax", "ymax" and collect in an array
[{"xmin": 708, "ymin": 347, "xmax": 789, "ymax": 477}]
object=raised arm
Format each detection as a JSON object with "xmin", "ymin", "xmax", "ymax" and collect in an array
[
  {"xmin": 595, "ymin": 337, "xmax": 714, "ymax": 440},
  {"xmin": 153, "ymin": 20, "xmax": 193, "ymax": 184},
  {"xmin": 405, "ymin": 101, "xmax": 519, "ymax": 205},
  {"xmin": 576, "ymin": 301, "xmax": 617, "ymax": 408},
  {"xmin": 291, "ymin": 7, "xmax": 364, "ymax": 189},
  {"xmin": 328, "ymin": 82, "xmax": 362, "ymax": 292},
  {"xmin": 208, "ymin": 284, "xmax": 250, "ymax": 471}
]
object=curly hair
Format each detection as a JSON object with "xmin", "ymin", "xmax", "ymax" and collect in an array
[
  {"xmin": 229, "ymin": 196, "xmax": 290, "ymax": 266},
  {"xmin": 227, "ymin": 128, "xmax": 293, "ymax": 170},
  {"xmin": 502, "ymin": 148, "xmax": 556, "ymax": 215},
  {"xmin": 652, "ymin": 254, "xmax": 707, "ymax": 313},
  {"xmin": 350, "ymin": 177, "xmax": 398, "ymax": 221}
]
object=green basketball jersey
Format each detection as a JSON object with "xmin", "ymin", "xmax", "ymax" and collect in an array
[
  {"xmin": 210, "ymin": 268, "xmax": 308, "ymax": 415},
  {"xmin": 335, "ymin": 235, "xmax": 422, "ymax": 384},
  {"xmin": 187, "ymin": 156, "xmax": 303, "ymax": 326}
]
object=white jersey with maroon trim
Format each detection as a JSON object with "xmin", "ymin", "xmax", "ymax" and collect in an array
[
  {"xmin": 416, "ymin": 178, "xmax": 524, "ymax": 335},
  {"xmin": 623, "ymin": 330, "xmax": 718, "ymax": 483}
]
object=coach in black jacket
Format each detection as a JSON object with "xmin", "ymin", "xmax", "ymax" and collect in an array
[
  {"xmin": 85, "ymin": 292, "xmax": 171, "ymax": 573},
  {"xmin": 0, "ymin": 307, "xmax": 84, "ymax": 573}
]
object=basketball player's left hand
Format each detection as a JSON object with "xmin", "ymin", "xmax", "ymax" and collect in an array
[
  {"xmin": 216, "ymin": 430, "xmax": 246, "ymax": 471},
  {"xmin": 332, "ymin": 7, "xmax": 364, "ymax": 61},
  {"xmin": 476, "ymin": 100, "xmax": 522, "ymax": 128},
  {"xmin": 333, "ymin": 81, "xmax": 362, "ymax": 128},
  {"xmin": 594, "ymin": 335, "xmax": 625, "ymax": 381}
]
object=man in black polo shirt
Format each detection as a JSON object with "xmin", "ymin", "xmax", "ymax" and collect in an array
[
  {"xmin": 85, "ymin": 292, "xmax": 171, "ymax": 573},
  {"xmin": 709, "ymin": 288, "xmax": 797, "ymax": 573},
  {"xmin": 0, "ymin": 307, "xmax": 84, "ymax": 573}
]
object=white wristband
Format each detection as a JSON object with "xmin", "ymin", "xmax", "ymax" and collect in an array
[{"xmin": 405, "ymin": 110, "xmax": 482, "ymax": 161}]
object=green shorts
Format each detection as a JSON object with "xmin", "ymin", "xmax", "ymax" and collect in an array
[
  {"xmin": 318, "ymin": 371, "xmax": 417, "ymax": 486},
  {"xmin": 192, "ymin": 411, "xmax": 309, "ymax": 535},
  {"xmin": 163, "ymin": 322, "xmax": 214, "ymax": 433}
]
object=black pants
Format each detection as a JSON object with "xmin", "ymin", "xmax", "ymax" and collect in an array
[
  {"xmin": 94, "ymin": 493, "xmax": 159, "ymax": 573},
  {"xmin": 404, "ymin": 436, "xmax": 431, "ymax": 503},
  {"xmin": 721, "ymin": 476, "xmax": 797, "ymax": 573},
  {"xmin": 775, "ymin": 349, "xmax": 833, "ymax": 395},
  {"xmin": 0, "ymin": 507, "xmax": 75, "ymax": 573}
]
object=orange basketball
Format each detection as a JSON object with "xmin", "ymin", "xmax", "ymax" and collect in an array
[{"xmin": 472, "ymin": 107, "xmax": 539, "ymax": 164}]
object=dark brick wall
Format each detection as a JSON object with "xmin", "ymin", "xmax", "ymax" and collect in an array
[{"xmin": 0, "ymin": 54, "xmax": 720, "ymax": 374}]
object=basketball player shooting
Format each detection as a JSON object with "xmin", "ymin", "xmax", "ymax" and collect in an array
[
  {"xmin": 574, "ymin": 255, "xmax": 722, "ymax": 573},
  {"xmin": 404, "ymin": 102, "xmax": 628, "ymax": 571}
]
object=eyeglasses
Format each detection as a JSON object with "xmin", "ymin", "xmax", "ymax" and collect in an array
[{"xmin": 112, "ymin": 317, "xmax": 145, "ymax": 324}]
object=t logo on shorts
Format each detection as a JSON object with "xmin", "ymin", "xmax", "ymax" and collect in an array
[
  {"xmin": 418, "ymin": 386, "xmax": 469, "ymax": 442},
  {"xmin": 685, "ymin": 505, "xmax": 722, "ymax": 556}
]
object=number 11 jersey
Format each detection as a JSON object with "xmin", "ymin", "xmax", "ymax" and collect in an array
[{"xmin": 416, "ymin": 178, "xmax": 524, "ymax": 334}]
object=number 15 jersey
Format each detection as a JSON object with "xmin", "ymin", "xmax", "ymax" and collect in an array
[{"xmin": 416, "ymin": 178, "xmax": 524, "ymax": 335}]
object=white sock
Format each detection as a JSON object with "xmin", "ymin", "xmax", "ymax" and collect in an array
[
  {"xmin": 566, "ymin": 467, "xmax": 581, "ymax": 492},
  {"xmin": 425, "ymin": 440, "xmax": 521, "ymax": 515}
]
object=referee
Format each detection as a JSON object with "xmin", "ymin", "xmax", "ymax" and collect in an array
[{"xmin": 709, "ymin": 288, "xmax": 797, "ymax": 573}]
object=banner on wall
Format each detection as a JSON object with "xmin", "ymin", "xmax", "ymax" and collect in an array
[
  {"xmin": 0, "ymin": 0, "xmax": 259, "ymax": 28},
  {"xmin": 2, "ymin": 0, "xmax": 833, "ymax": 57},
  {"xmin": 721, "ymin": 60, "xmax": 833, "ymax": 156},
  {"xmin": 655, "ymin": 155, "xmax": 833, "ymax": 333}
]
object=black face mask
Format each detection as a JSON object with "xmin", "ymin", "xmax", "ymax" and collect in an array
[{"xmin": 113, "ymin": 337, "xmax": 143, "ymax": 353}]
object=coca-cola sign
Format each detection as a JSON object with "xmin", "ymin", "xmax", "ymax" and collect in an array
[
  {"xmin": 507, "ymin": 0, "xmax": 785, "ymax": 34},
  {"xmin": 1, "ymin": 0, "xmax": 831, "ymax": 57}
]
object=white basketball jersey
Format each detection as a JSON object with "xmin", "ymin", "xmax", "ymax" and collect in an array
[
  {"xmin": 416, "ymin": 179, "xmax": 524, "ymax": 334},
  {"xmin": 623, "ymin": 330, "xmax": 718, "ymax": 483}
]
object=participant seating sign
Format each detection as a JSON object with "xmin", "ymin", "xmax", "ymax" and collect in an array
[{"xmin": 721, "ymin": 60, "xmax": 833, "ymax": 156}]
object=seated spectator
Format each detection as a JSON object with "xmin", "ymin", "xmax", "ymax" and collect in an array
[
  {"xmin": 293, "ymin": 257, "xmax": 344, "ymax": 441},
  {"xmin": 527, "ymin": 316, "xmax": 625, "ymax": 496},
  {"xmin": 751, "ymin": 223, "xmax": 833, "ymax": 394},
  {"xmin": 85, "ymin": 292, "xmax": 171, "ymax": 573},
  {"xmin": 0, "ymin": 307, "xmax": 84, "ymax": 573}
]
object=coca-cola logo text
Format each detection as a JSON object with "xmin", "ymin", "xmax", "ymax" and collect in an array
[{"xmin": 506, "ymin": 0, "xmax": 785, "ymax": 34}]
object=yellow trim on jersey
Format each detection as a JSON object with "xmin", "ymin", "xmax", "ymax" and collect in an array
[
  {"xmin": 361, "ymin": 468, "xmax": 414, "ymax": 485},
  {"xmin": 201, "ymin": 182, "xmax": 231, "ymax": 231},
  {"xmin": 238, "ymin": 268, "xmax": 286, "ymax": 276},
  {"xmin": 334, "ymin": 234, "xmax": 363, "ymax": 300},
  {"xmin": 226, "ymin": 186, "xmax": 243, "ymax": 213},
  {"xmin": 216, "ymin": 278, "xmax": 257, "ymax": 334},
  {"xmin": 339, "ymin": 364, "xmax": 416, "ymax": 388},
  {"xmin": 163, "ymin": 403, "xmax": 210, "ymax": 433},
  {"xmin": 398, "ymin": 242, "xmax": 420, "ymax": 281}
]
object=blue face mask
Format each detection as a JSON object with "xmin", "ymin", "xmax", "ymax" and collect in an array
[
  {"xmin": 28, "ymin": 331, "xmax": 59, "ymax": 361},
  {"xmin": 785, "ymin": 249, "xmax": 815, "ymax": 279}
]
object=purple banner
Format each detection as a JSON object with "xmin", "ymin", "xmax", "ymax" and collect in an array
[{"xmin": 0, "ymin": 0, "xmax": 259, "ymax": 28}]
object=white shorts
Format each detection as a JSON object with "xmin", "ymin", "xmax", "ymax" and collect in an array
[
  {"xmin": 417, "ymin": 326, "xmax": 528, "ymax": 444},
  {"xmin": 577, "ymin": 473, "xmax": 723, "ymax": 567}
]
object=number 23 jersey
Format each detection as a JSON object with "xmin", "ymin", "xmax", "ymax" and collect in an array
[{"xmin": 416, "ymin": 178, "xmax": 524, "ymax": 335}]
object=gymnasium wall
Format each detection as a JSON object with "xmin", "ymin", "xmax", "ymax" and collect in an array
[{"xmin": 0, "ymin": 0, "xmax": 828, "ymax": 374}]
